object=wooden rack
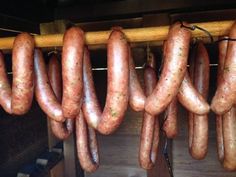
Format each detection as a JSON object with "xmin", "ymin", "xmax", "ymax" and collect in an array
[{"xmin": 0, "ymin": 20, "xmax": 234, "ymax": 50}]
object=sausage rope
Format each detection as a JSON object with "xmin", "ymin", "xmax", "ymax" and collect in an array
[{"xmin": 82, "ymin": 29, "xmax": 129, "ymax": 135}]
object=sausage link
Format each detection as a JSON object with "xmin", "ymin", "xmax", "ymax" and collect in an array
[
  {"xmin": 216, "ymin": 37, "xmax": 228, "ymax": 162},
  {"xmin": 145, "ymin": 22, "xmax": 191, "ymax": 116},
  {"xmin": 76, "ymin": 110, "xmax": 99, "ymax": 172},
  {"xmin": 139, "ymin": 66, "xmax": 159, "ymax": 169},
  {"xmin": 34, "ymin": 49, "xmax": 65, "ymax": 122},
  {"xmin": 163, "ymin": 97, "xmax": 178, "ymax": 138},
  {"xmin": 129, "ymin": 45, "xmax": 146, "ymax": 111},
  {"xmin": 0, "ymin": 51, "xmax": 11, "ymax": 113},
  {"xmin": 62, "ymin": 27, "xmax": 84, "ymax": 119},
  {"xmin": 189, "ymin": 42, "xmax": 209, "ymax": 160},
  {"xmin": 82, "ymin": 47, "xmax": 101, "ymax": 128},
  {"xmin": 223, "ymin": 107, "xmax": 236, "ymax": 171},
  {"xmin": 12, "ymin": 33, "xmax": 34, "ymax": 115},
  {"xmin": 211, "ymin": 22, "xmax": 236, "ymax": 114},
  {"xmin": 177, "ymin": 72, "xmax": 210, "ymax": 115},
  {"xmin": 188, "ymin": 45, "xmax": 196, "ymax": 153},
  {"xmin": 48, "ymin": 54, "xmax": 73, "ymax": 140}
]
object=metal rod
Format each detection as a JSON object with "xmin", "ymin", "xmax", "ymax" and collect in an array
[{"xmin": 0, "ymin": 20, "xmax": 233, "ymax": 50}]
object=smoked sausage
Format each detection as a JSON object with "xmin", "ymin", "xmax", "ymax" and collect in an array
[
  {"xmin": 223, "ymin": 107, "xmax": 236, "ymax": 171},
  {"xmin": 145, "ymin": 22, "xmax": 191, "ymax": 116},
  {"xmin": 76, "ymin": 110, "xmax": 99, "ymax": 172},
  {"xmin": 0, "ymin": 51, "xmax": 11, "ymax": 113},
  {"xmin": 82, "ymin": 29, "xmax": 129, "ymax": 135},
  {"xmin": 163, "ymin": 97, "xmax": 178, "ymax": 138},
  {"xmin": 34, "ymin": 49, "xmax": 65, "ymax": 122},
  {"xmin": 129, "ymin": 45, "xmax": 146, "ymax": 112},
  {"xmin": 139, "ymin": 52, "xmax": 159, "ymax": 169},
  {"xmin": 62, "ymin": 27, "xmax": 84, "ymax": 119},
  {"xmin": 189, "ymin": 41, "xmax": 209, "ymax": 160},
  {"xmin": 12, "ymin": 33, "xmax": 34, "ymax": 115},
  {"xmin": 216, "ymin": 37, "xmax": 228, "ymax": 162},
  {"xmin": 48, "ymin": 54, "xmax": 73, "ymax": 139},
  {"xmin": 211, "ymin": 22, "xmax": 236, "ymax": 114}
]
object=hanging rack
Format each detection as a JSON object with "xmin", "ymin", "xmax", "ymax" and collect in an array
[{"xmin": 0, "ymin": 20, "xmax": 233, "ymax": 50}]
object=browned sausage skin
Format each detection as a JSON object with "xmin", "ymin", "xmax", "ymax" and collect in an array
[
  {"xmin": 145, "ymin": 22, "xmax": 191, "ymax": 116},
  {"xmin": 216, "ymin": 37, "xmax": 228, "ymax": 162},
  {"xmin": 139, "ymin": 52, "xmax": 159, "ymax": 169},
  {"xmin": 189, "ymin": 41, "xmax": 209, "ymax": 160},
  {"xmin": 83, "ymin": 29, "xmax": 129, "ymax": 135},
  {"xmin": 0, "ymin": 51, "xmax": 12, "ymax": 113},
  {"xmin": 128, "ymin": 45, "xmax": 146, "ymax": 112},
  {"xmin": 34, "ymin": 49, "xmax": 65, "ymax": 122},
  {"xmin": 76, "ymin": 110, "xmax": 99, "ymax": 173},
  {"xmin": 163, "ymin": 97, "xmax": 178, "ymax": 138},
  {"xmin": 48, "ymin": 54, "xmax": 73, "ymax": 140},
  {"xmin": 223, "ymin": 107, "xmax": 236, "ymax": 171},
  {"xmin": 139, "ymin": 66, "xmax": 159, "ymax": 169},
  {"xmin": 177, "ymin": 72, "xmax": 209, "ymax": 115},
  {"xmin": 62, "ymin": 27, "xmax": 84, "ymax": 119},
  {"xmin": 211, "ymin": 22, "xmax": 236, "ymax": 114},
  {"xmin": 12, "ymin": 33, "xmax": 34, "ymax": 115}
]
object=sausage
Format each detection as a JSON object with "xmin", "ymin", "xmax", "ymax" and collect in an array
[
  {"xmin": 62, "ymin": 27, "xmax": 84, "ymax": 119},
  {"xmin": 177, "ymin": 72, "xmax": 210, "ymax": 115},
  {"xmin": 12, "ymin": 33, "xmax": 34, "ymax": 115},
  {"xmin": 48, "ymin": 54, "xmax": 73, "ymax": 140},
  {"xmin": 163, "ymin": 97, "xmax": 178, "ymax": 138},
  {"xmin": 188, "ymin": 44, "xmax": 196, "ymax": 154},
  {"xmin": 161, "ymin": 40, "xmax": 178, "ymax": 138},
  {"xmin": 211, "ymin": 22, "xmax": 236, "ymax": 114},
  {"xmin": 189, "ymin": 41, "xmax": 209, "ymax": 160},
  {"xmin": 145, "ymin": 22, "xmax": 191, "ymax": 116},
  {"xmin": 139, "ymin": 66, "xmax": 159, "ymax": 169},
  {"xmin": 216, "ymin": 37, "xmax": 228, "ymax": 162},
  {"xmin": 76, "ymin": 110, "xmax": 99, "ymax": 172},
  {"xmin": 0, "ymin": 51, "xmax": 12, "ymax": 113},
  {"xmin": 223, "ymin": 107, "xmax": 236, "ymax": 171},
  {"xmin": 82, "ymin": 46, "xmax": 101, "ymax": 129},
  {"xmin": 34, "ymin": 49, "xmax": 65, "ymax": 122},
  {"xmin": 128, "ymin": 45, "xmax": 146, "ymax": 111},
  {"xmin": 83, "ymin": 29, "xmax": 129, "ymax": 135}
]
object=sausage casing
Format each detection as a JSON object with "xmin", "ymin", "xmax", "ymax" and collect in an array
[
  {"xmin": 48, "ymin": 54, "xmax": 73, "ymax": 140},
  {"xmin": 129, "ymin": 45, "xmax": 146, "ymax": 111},
  {"xmin": 62, "ymin": 27, "xmax": 84, "ymax": 119},
  {"xmin": 12, "ymin": 33, "xmax": 34, "ymax": 115},
  {"xmin": 76, "ymin": 110, "xmax": 99, "ymax": 172},
  {"xmin": 211, "ymin": 22, "xmax": 236, "ymax": 114},
  {"xmin": 34, "ymin": 49, "xmax": 65, "ymax": 122},
  {"xmin": 0, "ymin": 51, "xmax": 11, "ymax": 113},
  {"xmin": 145, "ymin": 22, "xmax": 191, "ymax": 116},
  {"xmin": 139, "ymin": 66, "xmax": 159, "ymax": 169}
]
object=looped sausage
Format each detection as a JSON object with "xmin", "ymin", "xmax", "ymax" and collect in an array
[
  {"xmin": 216, "ymin": 36, "xmax": 228, "ymax": 162},
  {"xmin": 139, "ymin": 52, "xmax": 159, "ymax": 169},
  {"xmin": 189, "ymin": 41, "xmax": 209, "ymax": 160},
  {"xmin": 82, "ymin": 29, "xmax": 129, "ymax": 135},
  {"xmin": 48, "ymin": 54, "xmax": 73, "ymax": 140},
  {"xmin": 128, "ymin": 45, "xmax": 146, "ymax": 111},
  {"xmin": 0, "ymin": 51, "xmax": 12, "ymax": 113},
  {"xmin": 34, "ymin": 49, "xmax": 65, "ymax": 122},
  {"xmin": 211, "ymin": 22, "xmax": 236, "ymax": 114},
  {"xmin": 76, "ymin": 110, "xmax": 99, "ymax": 173},
  {"xmin": 12, "ymin": 33, "xmax": 34, "ymax": 115},
  {"xmin": 145, "ymin": 22, "xmax": 191, "ymax": 116},
  {"xmin": 163, "ymin": 97, "xmax": 178, "ymax": 138},
  {"xmin": 62, "ymin": 27, "xmax": 84, "ymax": 119},
  {"xmin": 177, "ymin": 72, "xmax": 210, "ymax": 115}
]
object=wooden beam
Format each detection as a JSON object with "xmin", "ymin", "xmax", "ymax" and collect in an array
[{"xmin": 0, "ymin": 20, "xmax": 234, "ymax": 50}]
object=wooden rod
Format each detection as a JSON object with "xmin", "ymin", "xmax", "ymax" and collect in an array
[{"xmin": 0, "ymin": 20, "xmax": 233, "ymax": 50}]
